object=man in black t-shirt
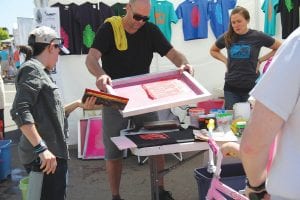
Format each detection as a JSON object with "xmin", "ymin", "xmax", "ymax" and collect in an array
[{"xmin": 86, "ymin": 0, "xmax": 193, "ymax": 200}]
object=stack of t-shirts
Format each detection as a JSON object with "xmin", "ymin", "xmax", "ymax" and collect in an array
[{"xmin": 125, "ymin": 128, "xmax": 195, "ymax": 148}]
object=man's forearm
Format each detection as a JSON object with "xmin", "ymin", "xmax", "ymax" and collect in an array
[
  {"xmin": 166, "ymin": 48, "xmax": 189, "ymax": 68},
  {"xmin": 86, "ymin": 57, "xmax": 106, "ymax": 78},
  {"xmin": 85, "ymin": 48, "xmax": 106, "ymax": 78}
]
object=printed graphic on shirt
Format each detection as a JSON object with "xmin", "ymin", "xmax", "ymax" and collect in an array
[
  {"xmin": 191, "ymin": 5, "xmax": 200, "ymax": 27},
  {"xmin": 60, "ymin": 27, "xmax": 69, "ymax": 49},
  {"xmin": 230, "ymin": 44, "xmax": 251, "ymax": 59},
  {"xmin": 155, "ymin": 12, "xmax": 165, "ymax": 24},
  {"xmin": 285, "ymin": 0, "xmax": 293, "ymax": 12},
  {"xmin": 83, "ymin": 24, "xmax": 95, "ymax": 48}
]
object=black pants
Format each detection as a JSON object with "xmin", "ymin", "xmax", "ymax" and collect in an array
[{"xmin": 24, "ymin": 157, "xmax": 68, "ymax": 200}]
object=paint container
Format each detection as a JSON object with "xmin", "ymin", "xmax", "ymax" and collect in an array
[
  {"xmin": 189, "ymin": 108, "xmax": 205, "ymax": 128},
  {"xmin": 233, "ymin": 102, "xmax": 251, "ymax": 120},
  {"xmin": 198, "ymin": 114, "xmax": 217, "ymax": 130}
]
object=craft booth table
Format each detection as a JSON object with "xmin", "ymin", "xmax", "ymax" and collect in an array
[{"xmin": 77, "ymin": 69, "xmax": 241, "ymax": 199}]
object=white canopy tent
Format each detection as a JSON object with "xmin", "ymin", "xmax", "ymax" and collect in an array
[{"xmin": 30, "ymin": 0, "xmax": 278, "ymax": 145}]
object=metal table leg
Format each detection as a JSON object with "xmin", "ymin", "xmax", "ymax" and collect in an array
[{"xmin": 149, "ymin": 156, "xmax": 160, "ymax": 200}]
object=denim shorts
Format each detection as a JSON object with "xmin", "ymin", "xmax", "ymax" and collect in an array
[
  {"xmin": 102, "ymin": 106, "xmax": 158, "ymax": 159},
  {"xmin": 224, "ymin": 90, "xmax": 249, "ymax": 110}
]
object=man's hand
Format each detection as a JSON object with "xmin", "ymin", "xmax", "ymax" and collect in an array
[
  {"xmin": 39, "ymin": 149, "xmax": 57, "ymax": 174},
  {"xmin": 96, "ymin": 74, "xmax": 112, "ymax": 92},
  {"xmin": 179, "ymin": 64, "xmax": 194, "ymax": 76}
]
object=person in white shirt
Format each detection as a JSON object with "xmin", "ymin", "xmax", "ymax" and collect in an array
[{"xmin": 240, "ymin": 27, "xmax": 300, "ymax": 200}]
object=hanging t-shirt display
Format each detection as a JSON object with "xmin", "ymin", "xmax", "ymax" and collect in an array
[
  {"xmin": 74, "ymin": 2, "xmax": 114, "ymax": 54},
  {"xmin": 52, "ymin": 3, "xmax": 81, "ymax": 54},
  {"xmin": 111, "ymin": 3, "xmax": 127, "ymax": 16},
  {"xmin": 176, "ymin": 0, "xmax": 209, "ymax": 41},
  {"xmin": 208, "ymin": 0, "xmax": 236, "ymax": 39},
  {"xmin": 261, "ymin": 0, "xmax": 279, "ymax": 36},
  {"xmin": 149, "ymin": 0, "xmax": 178, "ymax": 42},
  {"xmin": 277, "ymin": 0, "xmax": 300, "ymax": 39}
]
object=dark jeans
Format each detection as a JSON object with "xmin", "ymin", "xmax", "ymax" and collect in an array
[
  {"xmin": 24, "ymin": 157, "xmax": 68, "ymax": 200},
  {"xmin": 224, "ymin": 90, "xmax": 249, "ymax": 110}
]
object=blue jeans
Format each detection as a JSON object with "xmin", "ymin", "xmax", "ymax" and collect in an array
[
  {"xmin": 224, "ymin": 90, "xmax": 249, "ymax": 110},
  {"xmin": 24, "ymin": 157, "xmax": 68, "ymax": 200}
]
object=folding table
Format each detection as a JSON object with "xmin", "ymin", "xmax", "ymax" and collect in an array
[{"xmin": 111, "ymin": 135, "xmax": 209, "ymax": 200}]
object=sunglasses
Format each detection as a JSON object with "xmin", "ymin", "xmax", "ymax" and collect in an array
[
  {"xmin": 50, "ymin": 38, "xmax": 64, "ymax": 46},
  {"xmin": 49, "ymin": 38, "xmax": 70, "ymax": 54},
  {"xmin": 132, "ymin": 13, "xmax": 149, "ymax": 22},
  {"xmin": 129, "ymin": 4, "xmax": 149, "ymax": 22}
]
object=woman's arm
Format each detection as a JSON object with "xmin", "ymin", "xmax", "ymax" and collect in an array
[
  {"xmin": 210, "ymin": 44, "xmax": 228, "ymax": 66},
  {"xmin": 258, "ymin": 39, "xmax": 282, "ymax": 64},
  {"xmin": 256, "ymin": 39, "xmax": 281, "ymax": 73}
]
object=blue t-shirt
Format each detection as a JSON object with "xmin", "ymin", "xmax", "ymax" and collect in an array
[
  {"xmin": 208, "ymin": 0, "xmax": 236, "ymax": 38},
  {"xmin": 149, "ymin": 0, "xmax": 178, "ymax": 42},
  {"xmin": 176, "ymin": 0, "xmax": 209, "ymax": 40},
  {"xmin": 261, "ymin": 0, "xmax": 279, "ymax": 36}
]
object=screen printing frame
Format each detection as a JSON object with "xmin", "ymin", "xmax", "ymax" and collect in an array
[{"xmin": 111, "ymin": 70, "xmax": 211, "ymax": 117}]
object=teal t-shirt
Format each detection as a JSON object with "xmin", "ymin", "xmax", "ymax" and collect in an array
[
  {"xmin": 149, "ymin": 0, "xmax": 178, "ymax": 42},
  {"xmin": 261, "ymin": 0, "xmax": 279, "ymax": 36}
]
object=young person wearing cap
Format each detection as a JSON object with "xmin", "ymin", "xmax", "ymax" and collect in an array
[{"xmin": 10, "ymin": 26, "xmax": 96, "ymax": 200}]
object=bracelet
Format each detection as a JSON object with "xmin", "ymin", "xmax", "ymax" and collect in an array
[
  {"xmin": 246, "ymin": 178, "xmax": 266, "ymax": 192},
  {"xmin": 34, "ymin": 140, "xmax": 48, "ymax": 154}
]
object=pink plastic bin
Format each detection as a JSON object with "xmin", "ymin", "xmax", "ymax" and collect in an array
[{"xmin": 197, "ymin": 99, "xmax": 224, "ymax": 114}]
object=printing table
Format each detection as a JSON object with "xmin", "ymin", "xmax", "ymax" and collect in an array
[
  {"xmin": 111, "ymin": 135, "xmax": 209, "ymax": 200},
  {"xmin": 133, "ymin": 141, "xmax": 209, "ymax": 200}
]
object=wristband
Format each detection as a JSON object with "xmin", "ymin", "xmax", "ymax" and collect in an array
[
  {"xmin": 34, "ymin": 140, "xmax": 48, "ymax": 154},
  {"xmin": 246, "ymin": 178, "xmax": 266, "ymax": 192}
]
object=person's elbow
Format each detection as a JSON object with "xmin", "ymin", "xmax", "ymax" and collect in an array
[
  {"xmin": 85, "ymin": 48, "xmax": 101, "ymax": 68},
  {"xmin": 209, "ymin": 45, "xmax": 220, "ymax": 58},
  {"xmin": 271, "ymin": 39, "xmax": 282, "ymax": 51},
  {"xmin": 85, "ymin": 53, "xmax": 92, "ymax": 69}
]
